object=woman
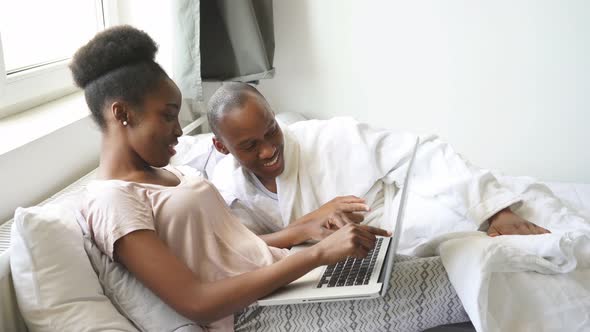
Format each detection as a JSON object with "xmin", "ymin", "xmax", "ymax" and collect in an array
[{"xmin": 73, "ymin": 26, "xmax": 467, "ymax": 331}]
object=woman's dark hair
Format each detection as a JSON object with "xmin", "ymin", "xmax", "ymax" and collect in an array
[{"xmin": 69, "ymin": 25, "xmax": 168, "ymax": 129}]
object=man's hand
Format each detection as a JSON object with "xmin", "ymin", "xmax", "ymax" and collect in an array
[
  {"xmin": 293, "ymin": 196, "xmax": 370, "ymax": 241},
  {"xmin": 487, "ymin": 208, "xmax": 550, "ymax": 237}
]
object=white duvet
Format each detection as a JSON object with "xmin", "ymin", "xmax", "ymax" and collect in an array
[
  {"xmin": 212, "ymin": 117, "xmax": 590, "ymax": 331},
  {"xmin": 415, "ymin": 175, "xmax": 590, "ymax": 332}
]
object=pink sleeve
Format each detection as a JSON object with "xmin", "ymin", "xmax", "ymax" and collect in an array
[{"xmin": 85, "ymin": 183, "xmax": 155, "ymax": 260}]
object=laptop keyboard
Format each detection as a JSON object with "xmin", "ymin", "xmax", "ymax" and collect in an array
[{"xmin": 317, "ymin": 238, "xmax": 383, "ymax": 288}]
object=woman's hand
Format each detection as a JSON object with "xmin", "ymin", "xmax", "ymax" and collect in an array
[
  {"xmin": 292, "ymin": 196, "xmax": 370, "ymax": 240},
  {"xmin": 262, "ymin": 196, "xmax": 371, "ymax": 248},
  {"xmin": 487, "ymin": 208, "xmax": 550, "ymax": 236},
  {"xmin": 310, "ymin": 224, "xmax": 391, "ymax": 266}
]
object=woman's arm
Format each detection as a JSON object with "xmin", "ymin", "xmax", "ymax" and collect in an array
[
  {"xmin": 115, "ymin": 224, "xmax": 389, "ymax": 325},
  {"xmin": 259, "ymin": 196, "xmax": 370, "ymax": 247}
]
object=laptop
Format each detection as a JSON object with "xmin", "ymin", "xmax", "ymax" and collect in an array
[{"xmin": 258, "ymin": 137, "xmax": 419, "ymax": 306}]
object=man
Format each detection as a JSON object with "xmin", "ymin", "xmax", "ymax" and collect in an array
[{"xmin": 207, "ymin": 82, "xmax": 550, "ymax": 254}]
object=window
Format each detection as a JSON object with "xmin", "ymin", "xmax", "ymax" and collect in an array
[{"xmin": 0, "ymin": 0, "xmax": 113, "ymax": 119}]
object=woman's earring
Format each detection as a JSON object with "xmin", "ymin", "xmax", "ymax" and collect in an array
[{"xmin": 123, "ymin": 120, "xmax": 128, "ymax": 126}]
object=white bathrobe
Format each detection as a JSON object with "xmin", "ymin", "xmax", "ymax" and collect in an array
[
  {"xmin": 211, "ymin": 117, "xmax": 590, "ymax": 331},
  {"xmin": 211, "ymin": 117, "xmax": 522, "ymax": 253}
]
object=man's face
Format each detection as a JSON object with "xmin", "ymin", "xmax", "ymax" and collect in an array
[{"xmin": 214, "ymin": 96, "xmax": 285, "ymax": 181}]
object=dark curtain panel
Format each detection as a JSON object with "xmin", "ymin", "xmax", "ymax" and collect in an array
[{"xmin": 200, "ymin": 0, "xmax": 275, "ymax": 82}]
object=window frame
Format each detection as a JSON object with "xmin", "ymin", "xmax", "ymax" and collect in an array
[{"xmin": 0, "ymin": 0, "xmax": 118, "ymax": 119}]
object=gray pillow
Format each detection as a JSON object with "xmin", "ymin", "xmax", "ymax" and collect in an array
[
  {"xmin": 84, "ymin": 235, "xmax": 203, "ymax": 332},
  {"xmin": 82, "ymin": 235, "xmax": 203, "ymax": 332}
]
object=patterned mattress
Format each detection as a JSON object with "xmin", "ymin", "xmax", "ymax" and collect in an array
[
  {"xmin": 1, "ymin": 169, "xmax": 588, "ymax": 331},
  {"xmin": 236, "ymin": 255, "xmax": 469, "ymax": 332}
]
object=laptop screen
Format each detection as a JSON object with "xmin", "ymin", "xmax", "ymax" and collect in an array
[{"xmin": 379, "ymin": 137, "xmax": 419, "ymax": 296}]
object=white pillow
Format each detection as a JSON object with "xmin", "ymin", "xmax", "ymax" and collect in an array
[
  {"xmin": 10, "ymin": 205, "xmax": 138, "ymax": 332},
  {"xmin": 171, "ymin": 133, "xmax": 226, "ymax": 179},
  {"xmin": 275, "ymin": 111, "xmax": 308, "ymax": 125},
  {"xmin": 171, "ymin": 133, "xmax": 215, "ymax": 166}
]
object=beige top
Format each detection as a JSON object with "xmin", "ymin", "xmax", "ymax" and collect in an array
[{"xmin": 83, "ymin": 165, "xmax": 288, "ymax": 331}]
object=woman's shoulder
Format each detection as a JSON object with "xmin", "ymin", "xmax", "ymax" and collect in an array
[
  {"xmin": 83, "ymin": 179, "xmax": 155, "ymax": 231},
  {"xmin": 84, "ymin": 164, "xmax": 205, "ymax": 210},
  {"xmin": 84, "ymin": 178, "xmax": 153, "ymax": 217},
  {"xmin": 86, "ymin": 177, "xmax": 144, "ymax": 196},
  {"xmin": 83, "ymin": 180, "xmax": 156, "ymax": 261}
]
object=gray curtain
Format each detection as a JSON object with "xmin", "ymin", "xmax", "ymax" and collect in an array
[
  {"xmin": 200, "ymin": 0, "xmax": 275, "ymax": 82},
  {"xmin": 171, "ymin": 0, "xmax": 203, "ymax": 128}
]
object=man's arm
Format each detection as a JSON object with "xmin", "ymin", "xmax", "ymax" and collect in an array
[
  {"xmin": 258, "ymin": 223, "xmax": 313, "ymax": 248},
  {"xmin": 260, "ymin": 196, "xmax": 371, "ymax": 247}
]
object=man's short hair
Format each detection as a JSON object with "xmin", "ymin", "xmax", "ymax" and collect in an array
[{"xmin": 207, "ymin": 82, "xmax": 271, "ymax": 136}]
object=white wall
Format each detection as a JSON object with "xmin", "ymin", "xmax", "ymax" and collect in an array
[
  {"xmin": 0, "ymin": 1, "xmax": 174, "ymax": 223},
  {"xmin": 0, "ymin": 1, "xmax": 176, "ymax": 223},
  {"xmin": 257, "ymin": 0, "xmax": 590, "ymax": 183},
  {"xmin": 0, "ymin": 116, "xmax": 100, "ymax": 222},
  {"xmin": 117, "ymin": 0, "xmax": 175, "ymax": 74},
  {"xmin": 3, "ymin": 0, "xmax": 587, "ymax": 223}
]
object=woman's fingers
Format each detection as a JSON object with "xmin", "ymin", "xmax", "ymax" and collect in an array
[
  {"xmin": 316, "ymin": 223, "xmax": 393, "ymax": 264},
  {"xmin": 358, "ymin": 224, "xmax": 392, "ymax": 237},
  {"xmin": 353, "ymin": 235, "xmax": 376, "ymax": 252},
  {"xmin": 342, "ymin": 236, "xmax": 370, "ymax": 258}
]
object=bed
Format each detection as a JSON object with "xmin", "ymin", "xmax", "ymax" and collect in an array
[{"xmin": 1, "ymin": 113, "xmax": 588, "ymax": 332}]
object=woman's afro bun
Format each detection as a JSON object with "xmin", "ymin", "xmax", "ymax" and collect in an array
[{"xmin": 69, "ymin": 25, "xmax": 158, "ymax": 88}]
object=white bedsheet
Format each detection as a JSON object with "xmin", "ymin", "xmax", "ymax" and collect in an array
[
  {"xmin": 416, "ymin": 179, "xmax": 590, "ymax": 332},
  {"xmin": 544, "ymin": 182, "xmax": 590, "ymax": 216},
  {"xmin": 212, "ymin": 117, "xmax": 524, "ymax": 252},
  {"xmin": 209, "ymin": 116, "xmax": 590, "ymax": 331}
]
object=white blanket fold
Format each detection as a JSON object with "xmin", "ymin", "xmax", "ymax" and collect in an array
[
  {"xmin": 213, "ymin": 117, "xmax": 521, "ymax": 236},
  {"xmin": 416, "ymin": 231, "xmax": 590, "ymax": 332},
  {"xmin": 276, "ymin": 117, "xmax": 420, "ymax": 225},
  {"xmin": 413, "ymin": 173, "xmax": 590, "ymax": 332},
  {"xmin": 211, "ymin": 117, "xmax": 590, "ymax": 331},
  {"xmin": 213, "ymin": 117, "xmax": 421, "ymax": 229}
]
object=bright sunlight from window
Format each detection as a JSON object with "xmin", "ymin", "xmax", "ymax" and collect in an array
[{"xmin": 0, "ymin": 0, "xmax": 102, "ymax": 74}]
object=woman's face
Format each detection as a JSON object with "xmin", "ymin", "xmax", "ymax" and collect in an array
[{"xmin": 127, "ymin": 78, "xmax": 183, "ymax": 168}]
